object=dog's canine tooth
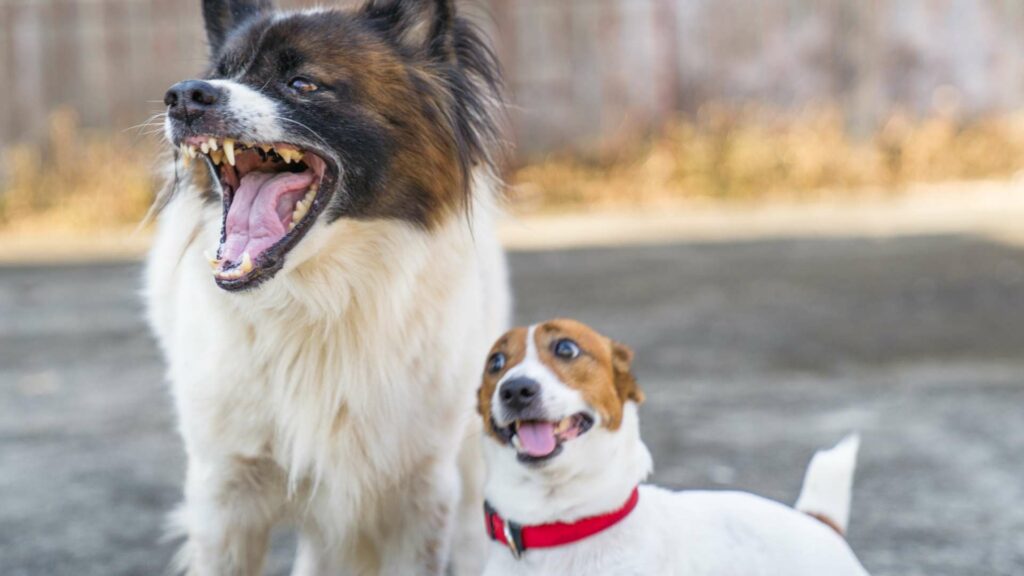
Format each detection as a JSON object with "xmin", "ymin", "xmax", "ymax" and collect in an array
[
  {"xmin": 208, "ymin": 138, "xmax": 218, "ymax": 151},
  {"xmin": 180, "ymin": 145, "xmax": 192, "ymax": 167},
  {"xmin": 224, "ymin": 139, "xmax": 236, "ymax": 166},
  {"xmin": 511, "ymin": 434, "xmax": 523, "ymax": 451},
  {"xmin": 188, "ymin": 145, "xmax": 198, "ymax": 158},
  {"xmin": 240, "ymin": 252, "xmax": 254, "ymax": 274},
  {"xmin": 200, "ymin": 142, "xmax": 210, "ymax": 154}
]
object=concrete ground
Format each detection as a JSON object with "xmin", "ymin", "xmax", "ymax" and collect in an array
[{"xmin": 1, "ymin": 233, "xmax": 1023, "ymax": 575}]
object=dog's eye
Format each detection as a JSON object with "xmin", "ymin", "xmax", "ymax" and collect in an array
[
  {"xmin": 487, "ymin": 352, "xmax": 506, "ymax": 374},
  {"xmin": 553, "ymin": 338, "xmax": 580, "ymax": 360},
  {"xmin": 287, "ymin": 77, "xmax": 318, "ymax": 94}
]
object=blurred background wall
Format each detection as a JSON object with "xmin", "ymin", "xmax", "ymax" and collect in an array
[
  {"xmin": 4, "ymin": 0, "xmax": 1024, "ymax": 154},
  {"xmin": 4, "ymin": 0, "xmax": 1024, "ymax": 231}
]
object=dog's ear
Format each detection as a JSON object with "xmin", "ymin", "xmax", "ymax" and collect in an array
[
  {"xmin": 611, "ymin": 341, "xmax": 645, "ymax": 405},
  {"xmin": 202, "ymin": 0, "xmax": 273, "ymax": 55},
  {"xmin": 363, "ymin": 0, "xmax": 456, "ymax": 60}
]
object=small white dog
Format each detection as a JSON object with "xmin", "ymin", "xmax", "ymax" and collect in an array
[{"xmin": 476, "ymin": 318, "xmax": 870, "ymax": 576}]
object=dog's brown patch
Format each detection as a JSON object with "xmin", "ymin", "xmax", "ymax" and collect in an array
[
  {"xmin": 535, "ymin": 319, "xmax": 643, "ymax": 430},
  {"xmin": 213, "ymin": 11, "xmax": 475, "ymax": 229}
]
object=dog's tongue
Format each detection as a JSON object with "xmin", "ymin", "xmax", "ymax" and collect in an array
[
  {"xmin": 517, "ymin": 422, "xmax": 557, "ymax": 457},
  {"xmin": 221, "ymin": 170, "xmax": 314, "ymax": 263}
]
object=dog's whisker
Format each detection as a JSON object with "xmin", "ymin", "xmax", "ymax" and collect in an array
[{"xmin": 268, "ymin": 115, "xmax": 332, "ymax": 150}]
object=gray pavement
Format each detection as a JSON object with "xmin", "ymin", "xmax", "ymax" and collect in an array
[{"xmin": 1, "ymin": 234, "xmax": 1023, "ymax": 575}]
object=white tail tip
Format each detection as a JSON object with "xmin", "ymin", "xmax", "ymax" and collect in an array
[{"xmin": 795, "ymin": 433, "xmax": 861, "ymax": 535}]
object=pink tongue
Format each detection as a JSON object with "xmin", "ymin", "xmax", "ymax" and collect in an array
[
  {"xmin": 517, "ymin": 422, "xmax": 557, "ymax": 457},
  {"xmin": 221, "ymin": 170, "xmax": 314, "ymax": 263}
]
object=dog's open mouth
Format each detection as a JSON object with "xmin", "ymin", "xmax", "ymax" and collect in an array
[
  {"xmin": 504, "ymin": 413, "xmax": 594, "ymax": 464},
  {"xmin": 179, "ymin": 136, "xmax": 336, "ymax": 291}
]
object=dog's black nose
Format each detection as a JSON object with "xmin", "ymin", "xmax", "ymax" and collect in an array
[
  {"xmin": 164, "ymin": 80, "xmax": 222, "ymax": 120},
  {"xmin": 500, "ymin": 377, "xmax": 541, "ymax": 411}
]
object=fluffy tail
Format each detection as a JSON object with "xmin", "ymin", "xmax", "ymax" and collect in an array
[{"xmin": 794, "ymin": 434, "xmax": 861, "ymax": 536}]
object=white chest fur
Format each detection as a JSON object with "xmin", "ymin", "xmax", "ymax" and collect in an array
[{"xmin": 146, "ymin": 180, "xmax": 510, "ymax": 572}]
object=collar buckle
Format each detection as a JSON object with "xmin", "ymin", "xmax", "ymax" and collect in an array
[{"xmin": 502, "ymin": 520, "xmax": 523, "ymax": 559}]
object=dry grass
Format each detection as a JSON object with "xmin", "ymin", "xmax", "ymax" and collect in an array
[
  {"xmin": 4, "ymin": 106, "xmax": 1024, "ymax": 232},
  {"xmin": 0, "ymin": 109, "xmax": 158, "ymax": 233},
  {"xmin": 512, "ymin": 105, "xmax": 1024, "ymax": 212}
]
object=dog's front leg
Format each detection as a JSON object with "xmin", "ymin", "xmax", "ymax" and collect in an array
[
  {"xmin": 377, "ymin": 460, "xmax": 461, "ymax": 576},
  {"xmin": 173, "ymin": 456, "xmax": 284, "ymax": 576}
]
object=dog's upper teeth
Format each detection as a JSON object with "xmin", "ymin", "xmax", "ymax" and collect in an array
[
  {"xmin": 187, "ymin": 145, "xmax": 198, "ymax": 158},
  {"xmin": 210, "ymin": 149, "xmax": 224, "ymax": 165},
  {"xmin": 224, "ymin": 139, "xmax": 236, "ymax": 166},
  {"xmin": 278, "ymin": 149, "xmax": 304, "ymax": 164},
  {"xmin": 208, "ymin": 138, "xmax": 219, "ymax": 152},
  {"xmin": 180, "ymin": 145, "xmax": 192, "ymax": 167},
  {"xmin": 200, "ymin": 142, "xmax": 209, "ymax": 154}
]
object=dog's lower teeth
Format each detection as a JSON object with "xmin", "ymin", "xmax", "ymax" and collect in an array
[{"xmin": 289, "ymin": 184, "xmax": 318, "ymax": 229}]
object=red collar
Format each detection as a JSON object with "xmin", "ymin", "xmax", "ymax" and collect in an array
[{"xmin": 484, "ymin": 487, "xmax": 640, "ymax": 559}]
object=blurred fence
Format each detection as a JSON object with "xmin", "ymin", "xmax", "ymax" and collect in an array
[{"xmin": 4, "ymin": 0, "xmax": 1024, "ymax": 157}]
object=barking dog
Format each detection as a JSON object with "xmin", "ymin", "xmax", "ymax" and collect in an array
[
  {"xmin": 147, "ymin": 1, "xmax": 508, "ymax": 574},
  {"xmin": 477, "ymin": 319, "xmax": 870, "ymax": 575}
]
